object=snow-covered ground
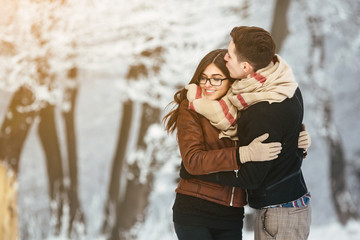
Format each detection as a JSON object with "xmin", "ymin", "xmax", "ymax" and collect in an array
[{"xmin": 1, "ymin": 0, "xmax": 359, "ymax": 239}]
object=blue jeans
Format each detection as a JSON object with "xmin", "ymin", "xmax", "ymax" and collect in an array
[{"xmin": 174, "ymin": 222, "xmax": 243, "ymax": 240}]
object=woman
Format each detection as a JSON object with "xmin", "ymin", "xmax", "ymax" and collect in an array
[{"xmin": 163, "ymin": 49, "xmax": 309, "ymax": 240}]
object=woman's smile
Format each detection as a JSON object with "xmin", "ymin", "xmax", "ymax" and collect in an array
[{"xmin": 199, "ymin": 63, "xmax": 231, "ymax": 100}]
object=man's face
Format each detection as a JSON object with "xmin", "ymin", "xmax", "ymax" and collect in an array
[{"xmin": 224, "ymin": 40, "xmax": 248, "ymax": 79}]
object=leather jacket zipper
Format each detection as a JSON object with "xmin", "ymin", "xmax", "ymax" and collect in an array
[
  {"xmin": 234, "ymin": 141, "xmax": 239, "ymax": 178},
  {"xmin": 230, "ymin": 140, "xmax": 238, "ymax": 206},
  {"xmin": 230, "ymin": 187, "xmax": 235, "ymax": 206}
]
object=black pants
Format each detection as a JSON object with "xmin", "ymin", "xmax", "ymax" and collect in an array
[{"xmin": 174, "ymin": 222, "xmax": 243, "ymax": 240}]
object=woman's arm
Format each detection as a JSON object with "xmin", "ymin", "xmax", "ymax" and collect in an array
[
  {"xmin": 177, "ymin": 100, "xmax": 282, "ymax": 175},
  {"xmin": 177, "ymin": 100, "xmax": 240, "ymax": 175}
]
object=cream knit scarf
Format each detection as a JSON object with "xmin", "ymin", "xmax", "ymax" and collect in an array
[{"xmin": 186, "ymin": 55, "xmax": 298, "ymax": 139}]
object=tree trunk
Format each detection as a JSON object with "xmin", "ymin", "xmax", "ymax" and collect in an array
[
  {"xmin": 101, "ymin": 100, "xmax": 133, "ymax": 235},
  {"xmin": 109, "ymin": 103, "xmax": 160, "ymax": 240},
  {"xmin": 0, "ymin": 86, "xmax": 36, "ymax": 173},
  {"xmin": 324, "ymin": 102, "xmax": 358, "ymax": 224},
  {"xmin": 112, "ymin": 162, "xmax": 153, "ymax": 240},
  {"xmin": 270, "ymin": 0, "xmax": 291, "ymax": 53},
  {"xmin": 306, "ymin": 15, "xmax": 358, "ymax": 225},
  {"xmin": 136, "ymin": 103, "xmax": 160, "ymax": 149},
  {"xmin": 62, "ymin": 83, "xmax": 86, "ymax": 237},
  {"xmin": 0, "ymin": 162, "xmax": 18, "ymax": 240},
  {"xmin": 0, "ymin": 85, "xmax": 36, "ymax": 239},
  {"xmin": 37, "ymin": 103, "xmax": 65, "ymax": 235}
]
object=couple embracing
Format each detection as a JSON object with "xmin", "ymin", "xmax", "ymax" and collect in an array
[{"xmin": 163, "ymin": 26, "xmax": 311, "ymax": 240}]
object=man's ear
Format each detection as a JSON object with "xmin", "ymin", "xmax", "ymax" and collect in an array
[{"xmin": 242, "ymin": 61, "xmax": 254, "ymax": 73}]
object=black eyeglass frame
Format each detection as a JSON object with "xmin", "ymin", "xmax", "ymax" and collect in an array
[{"xmin": 197, "ymin": 76, "xmax": 228, "ymax": 86}]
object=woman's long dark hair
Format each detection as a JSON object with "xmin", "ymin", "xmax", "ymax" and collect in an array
[{"xmin": 162, "ymin": 49, "xmax": 234, "ymax": 134}]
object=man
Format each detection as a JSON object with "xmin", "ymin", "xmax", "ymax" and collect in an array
[{"xmin": 181, "ymin": 26, "xmax": 311, "ymax": 240}]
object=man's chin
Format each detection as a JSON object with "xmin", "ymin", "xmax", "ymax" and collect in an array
[
  {"xmin": 230, "ymin": 74, "xmax": 238, "ymax": 79},
  {"xmin": 229, "ymin": 71, "xmax": 238, "ymax": 79}
]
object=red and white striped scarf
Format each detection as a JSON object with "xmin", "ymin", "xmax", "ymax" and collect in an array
[{"xmin": 186, "ymin": 55, "xmax": 298, "ymax": 139}]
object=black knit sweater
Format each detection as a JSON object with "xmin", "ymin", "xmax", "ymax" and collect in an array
[{"xmin": 191, "ymin": 88, "xmax": 308, "ymax": 209}]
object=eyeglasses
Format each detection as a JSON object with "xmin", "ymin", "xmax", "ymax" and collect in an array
[{"xmin": 198, "ymin": 76, "xmax": 228, "ymax": 86}]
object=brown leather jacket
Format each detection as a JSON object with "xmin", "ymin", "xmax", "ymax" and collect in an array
[{"xmin": 175, "ymin": 100, "xmax": 247, "ymax": 207}]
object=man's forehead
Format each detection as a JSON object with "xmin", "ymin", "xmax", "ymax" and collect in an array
[{"xmin": 228, "ymin": 40, "xmax": 236, "ymax": 54}]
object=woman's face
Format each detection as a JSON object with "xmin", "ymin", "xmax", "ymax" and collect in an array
[{"xmin": 199, "ymin": 63, "xmax": 231, "ymax": 100}]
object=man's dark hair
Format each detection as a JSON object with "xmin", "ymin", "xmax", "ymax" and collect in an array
[{"xmin": 230, "ymin": 26, "xmax": 276, "ymax": 71}]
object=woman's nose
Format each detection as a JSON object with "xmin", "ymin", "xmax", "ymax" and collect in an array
[{"xmin": 204, "ymin": 79, "xmax": 212, "ymax": 87}]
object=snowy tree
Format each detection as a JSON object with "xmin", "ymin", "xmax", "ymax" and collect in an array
[
  {"xmin": 290, "ymin": 0, "xmax": 360, "ymax": 225},
  {"xmin": 0, "ymin": 0, "xmax": 86, "ymax": 237}
]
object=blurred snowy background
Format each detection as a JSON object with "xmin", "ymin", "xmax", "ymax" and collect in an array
[{"xmin": 0, "ymin": 0, "xmax": 360, "ymax": 239}]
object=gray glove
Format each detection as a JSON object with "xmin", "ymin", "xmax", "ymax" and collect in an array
[{"xmin": 239, "ymin": 133, "xmax": 282, "ymax": 164}]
